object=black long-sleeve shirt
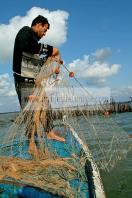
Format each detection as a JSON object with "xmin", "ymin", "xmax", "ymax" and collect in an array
[{"xmin": 13, "ymin": 26, "xmax": 53, "ymax": 75}]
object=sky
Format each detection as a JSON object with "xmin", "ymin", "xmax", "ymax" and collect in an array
[{"xmin": 0, "ymin": 0, "xmax": 132, "ymax": 112}]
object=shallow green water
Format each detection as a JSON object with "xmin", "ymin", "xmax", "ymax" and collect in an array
[{"xmin": 100, "ymin": 112, "xmax": 132, "ymax": 198}]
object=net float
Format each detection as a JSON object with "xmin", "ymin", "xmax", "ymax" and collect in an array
[
  {"xmin": 55, "ymin": 66, "xmax": 60, "ymax": 74},
  {"xmin": 28, "ymin": 95, "xmax": 39, "ymax": 102},
  {"xmin": 69, "ymin": 71, "xmax": 74, "ymax": 77}
]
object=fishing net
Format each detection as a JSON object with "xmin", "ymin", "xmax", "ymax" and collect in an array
[{"xmin": 0, "ymin": 57, "xmax": 131, "ymax": 197}]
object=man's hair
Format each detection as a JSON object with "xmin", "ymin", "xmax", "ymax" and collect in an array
[{"xmin": 31, "ymin": 15, "xmax": 50, "ymax": 28}]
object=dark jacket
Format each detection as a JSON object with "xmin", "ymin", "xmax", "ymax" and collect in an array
[{"xmin": 13, "ymin": 26, "xmax": 53, "ymax": 75}]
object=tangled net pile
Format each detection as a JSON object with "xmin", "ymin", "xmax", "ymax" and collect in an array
[{"xmin": 0, "ymin": 58, "xmax": 131, "ymax": 197}]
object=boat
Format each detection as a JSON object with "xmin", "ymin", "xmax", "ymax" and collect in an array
[{"xmin": 0, "ymin": 124, "xmax": 105, "ymax": 198}]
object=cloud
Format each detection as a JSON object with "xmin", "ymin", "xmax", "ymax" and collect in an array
[
  {"xmin": 93, "ymin": 47, "xmax": 112, "ymax": 61},
  {"xmin": 0, "ymin": 73, "xmax": 16, "ymax": 96},
  {"xmin": 0, "ymin": 7, "xmax": 69, "ymax": 62},
  {"xmin": 0, "ymin": 73, "xmax": 19, "ymax": 112},
  {"xmin": 68, "ymin": 48, "xmax": 121, "ymax": 86}
]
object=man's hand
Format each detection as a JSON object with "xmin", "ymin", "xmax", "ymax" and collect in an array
[
  {"xmin": 52, "ymin": 47, "xmax": 59, "ymax": 57},
  {"xmin": 52, "ymin": 48, "xmax": 63, "ymax": 64}
]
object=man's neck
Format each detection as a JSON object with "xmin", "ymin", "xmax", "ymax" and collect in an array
[{"xmin": 31, "ymin": 26, "xmax": 40, "ymax": 40}]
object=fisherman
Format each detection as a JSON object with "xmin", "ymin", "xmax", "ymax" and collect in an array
[{"xmin": 13, "ymin": 15, "xmax": 65, "ymax": 142}]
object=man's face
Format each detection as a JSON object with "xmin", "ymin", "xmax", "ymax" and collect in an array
[{"xmin": 36, "ymin": 23, "xmax": 49, "ymax": 38}]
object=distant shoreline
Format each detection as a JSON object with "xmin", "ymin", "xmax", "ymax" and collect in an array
[
  {"xmin": 0, "ymin": 101, "xmax": 132, "ymax": 115},
  {"xmin": 0, "ymin": 111, "xmax": 20, "ymax": 115}
]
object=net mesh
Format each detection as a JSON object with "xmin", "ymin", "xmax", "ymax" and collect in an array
[{"xmin": 0, "ymin": 57, "xmax": 131, "ymax": 197}]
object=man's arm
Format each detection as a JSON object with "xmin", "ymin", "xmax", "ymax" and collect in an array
[{"xmin": 18, "ymin": 27, "xmax": 62, "ymax": 62}]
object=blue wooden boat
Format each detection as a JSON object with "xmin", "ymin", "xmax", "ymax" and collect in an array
[{"xmin": 0, "ymin": 123, "xmax": 106, "ymax": 198}]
